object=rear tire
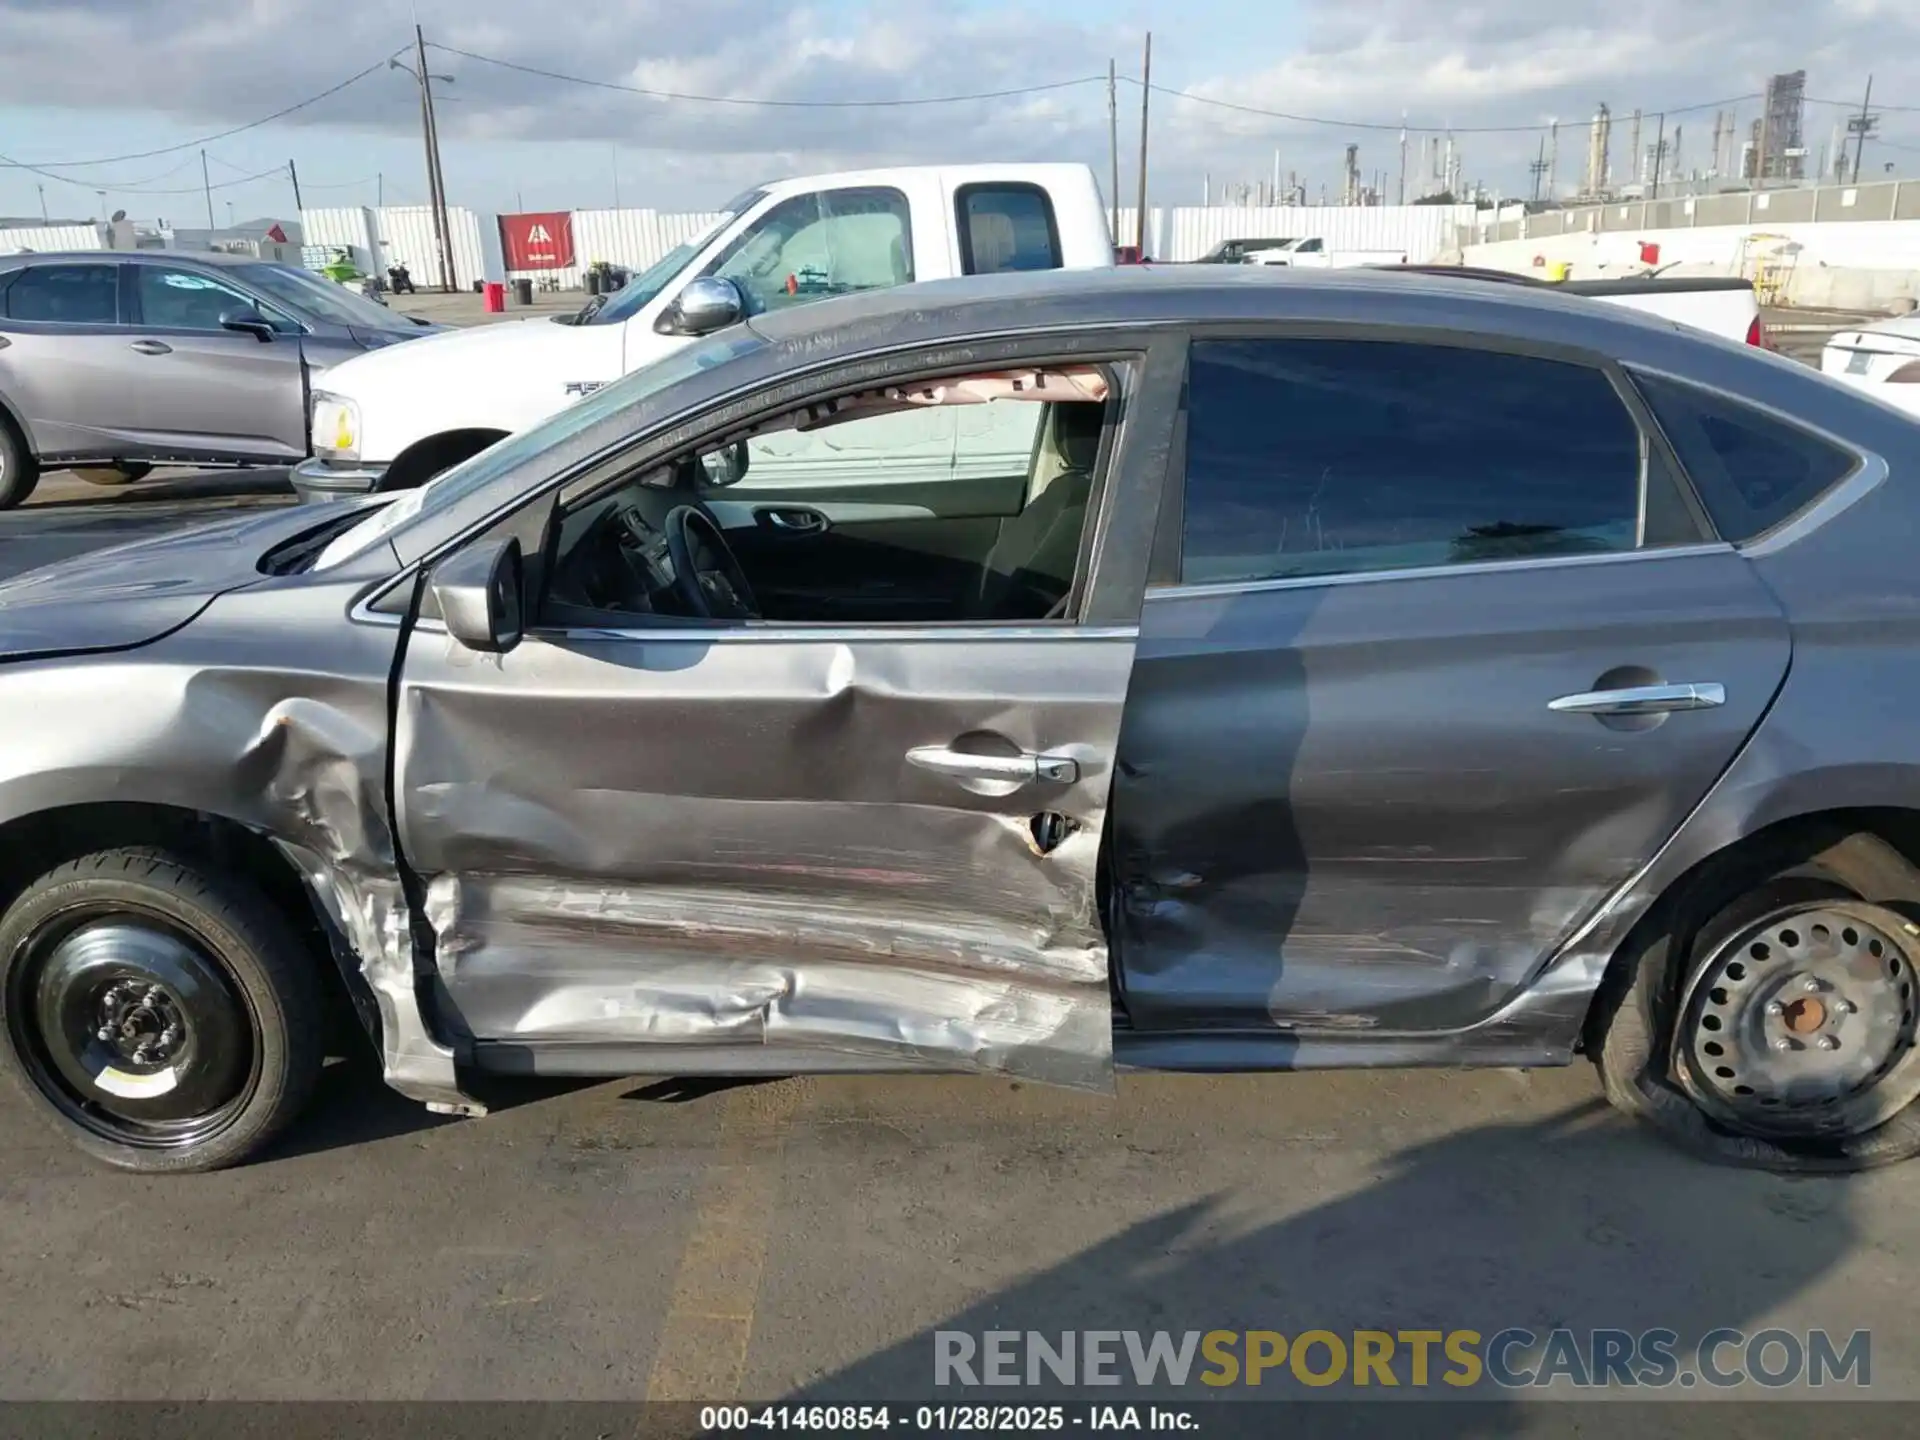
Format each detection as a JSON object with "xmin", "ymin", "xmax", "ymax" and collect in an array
[
  {"xmin": 0, "ymin": 848, "xmax": 324, "ymax": 1173},
  {"xmin": 1592, "ymin": 831, "xmax": 1920, "ymax": 1171},
  {"xmin": 0, "ymin": 417, "xmax": 39, "ymax": 509}
]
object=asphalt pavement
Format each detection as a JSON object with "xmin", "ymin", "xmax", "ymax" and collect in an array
[{"xmin": 2, "ymin": 306, "xmax": 1918, "ymax": 1426}]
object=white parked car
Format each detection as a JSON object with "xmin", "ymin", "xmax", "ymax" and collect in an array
[{"xmin": 1820, "ymin": 314, "xmax": 1920, "ymax": 419}]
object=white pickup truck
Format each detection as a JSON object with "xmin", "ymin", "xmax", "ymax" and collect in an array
[
  {"xmin": 293, "ymin": 163, "xmax": 1113, "ymax": 500},
  {"xmin": 292, "ymin": 179, "xmax": 1766, "ymax": 502},
  {"xmin": 1246, "ymin": 237, "xmax": 1410, "ymax": 268}
]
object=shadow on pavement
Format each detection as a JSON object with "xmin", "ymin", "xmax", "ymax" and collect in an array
[
  {"xmin": 26, "ymin": 467, "xmax": 292, "ymax": 509},
  {"xmin": 790, "ymin": 1099, "xmax": 1867, "ymax": 1434}
]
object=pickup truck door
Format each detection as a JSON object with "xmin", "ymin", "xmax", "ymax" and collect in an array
[
  {"xmin": 1112, "ymin": 334, "xmax": 1793, "ymax": 1039},
  {"xmin": 0, "ymin": 261, "xmax": 141, "ymax": 462},
  {"xmin": 121, "ymin": 263, "xmax": 308, "ymax": 463},
  {"xmin": 392, "ymin": 333, "xmax": 1182, "ymax": 1086}
]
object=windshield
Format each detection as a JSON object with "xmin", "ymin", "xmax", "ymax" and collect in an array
[
  {"xmin": 312, "ymin": 327, "xmax": 768, "ymax": 570},
  {"xmin": 238, "ymin": 263, "xmax": 413, "ymax": 331},
  {"xmin": 581, "ymin": 188, "xmax": 765, "ymax": 326}
]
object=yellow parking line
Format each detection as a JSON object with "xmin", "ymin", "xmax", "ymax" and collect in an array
[{"xmin": 645, "ymin": 1081, "xmax": 804, "ymax": 1403}]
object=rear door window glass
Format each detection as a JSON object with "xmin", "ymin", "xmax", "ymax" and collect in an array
[
  {"xmin": 1630, "ymin": 370, "xmax": 1859, "ymax": 541},
  {"xmin": 957, "ymin": 185, "xmax": 1062, "ymax": 274},
  {"xmin": 4, "ymin": 264, "xmax": 119, "ymax": 324},
  {"xmin": 1180, "ymin": 338, "xmax": 1703, "ymax": 585}
]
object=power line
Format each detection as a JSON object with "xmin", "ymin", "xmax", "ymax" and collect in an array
[
  {"xmin": 0, "ymin": 58, "xmax": 392, "ymax": 170},
  {"xmin": 1132, "ymin": 80, "xmax": 1769, "ymax": 135},
  {"xmin": 0, "ymin": 151, "xmax": 204, "ymax": 191},
  {"xmin": 431, "ymin": 42, "xmax": 1107, "ymax": 108}
]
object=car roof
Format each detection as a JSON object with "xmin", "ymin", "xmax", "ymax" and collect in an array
[
  {"xmin": 743, "ymin": 263, "xmax": 1691, "ymax": 351},
  {"xmin": 0, "ymin": 249, "xmax": 263, "ymax": 268}
]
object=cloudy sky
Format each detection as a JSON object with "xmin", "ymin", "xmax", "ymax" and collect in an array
[{"xmin": 1, "ymin": 0, "xmax": 1917, "ymax": 226}]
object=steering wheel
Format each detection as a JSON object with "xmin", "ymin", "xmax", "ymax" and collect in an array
[{"xmin": 663, "ymin": 505, "xmax": 759, "ymax": 620}]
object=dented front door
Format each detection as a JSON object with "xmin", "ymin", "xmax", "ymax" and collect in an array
[{"xmin": 393, "ymin": 626, "xmax": 1136, "ymax": 1086}]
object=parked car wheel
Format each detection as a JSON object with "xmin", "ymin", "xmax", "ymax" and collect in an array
[
  {"xmin": 0, "ymin": 848, "xmax": 324, "ymax": 1173},
  {"xmin": 0, "ymin": 417, "xmax": 39, "ymax": 510},
  {"xmin": 72, "ymin": 463, "xmax": 153, "ymax": 487},
  {"xmin": 1592, "ymin": 831, "xmax": 1920, "ymax": 1171}
]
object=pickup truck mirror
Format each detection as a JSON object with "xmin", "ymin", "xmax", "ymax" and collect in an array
[
  {"xmin": 219, "ymin": 307, "xmax": 277, "ymax": 342},
  {"xmin": 655, "ymin": 277, "xmax": 745, "ymax": 337},
  {"xmin": 432, "ymin": 536, "xmax": 523, "ymax": 655}
]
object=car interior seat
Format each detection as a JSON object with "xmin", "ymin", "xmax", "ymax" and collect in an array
[{"xmin": 970, "ymin": 401, "xmax": 1105, "ymax": 620}]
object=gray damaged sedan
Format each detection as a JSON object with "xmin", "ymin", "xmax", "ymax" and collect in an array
[{"xmin": 2, "ymin": 265, "xmax": 1919, "ymax": 1174}]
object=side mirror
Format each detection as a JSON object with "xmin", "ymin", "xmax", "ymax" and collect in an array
[
  {"xmin": 431, "ymin": 536, "xmax": 523, "ymax": 654},
  {"xmin": 654, "ymin": 276, "xmax": 745, "ymax": 337},
  {"xmin": 220, "ymin": 307, "xmax": 276, "ymax": 342},
  {"xmin": 699, "ymin": 439, "xmax": 751, "ymax": 488}
]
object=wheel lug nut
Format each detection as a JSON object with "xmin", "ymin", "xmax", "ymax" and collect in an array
[
  {"xmin": 1803, "ymin": 977, "xmax": 1822, "ymax": 993},
  {"xmin": 1773, "ymin": 1037, "xmax": 1795, "ymax": 1052},
  {"xmin": 95, "ymin": 1024, "xmax": 115, "ymax": 1042},
  {"xmin": 1766, "ymin": 1001, "xmax": 1786, "ymax": 1017},
  {"xmin": 1818, "ymin": 1035, "xmax": 1840, "ymax": 1051},
  {"xmin": 1836, "ymin": 999, "xmax": 1856, "ymax": 1015}
]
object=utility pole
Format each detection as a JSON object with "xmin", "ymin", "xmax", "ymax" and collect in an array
[
  {"xmin": 1398, "ymin": 117, "xmax": 1408, "ymax": 205},
  {"xmin": 1545, "ymin": 120, "xmax": 1558, "ymax": 202},
  {"xmin": 36, "ymin": 183, "xmax": 46, "ymax": 222},
  {"xmin": 200, "ymin": 149, "xmax": 215, "ymax": 230},
  {"xmin": 403, "ymin": 23, "xmax": 456, "ymax": 292},
  {"xmin": 1106, "ymin": 59, "xmax": 1119, "ymax": 241},
  {"xmin": 377, "ymin": 172, "xmax": 384, "ymax": 207},
  {"xmin": 1851, "ymin": 75, "xmax": 1878, "ymax": 187},
  {"xmin": 1134, "ymin": 31, "xmax": 1151, "ymax": 253},
  {"xmin": 611, "ymin": 145, "xmax": 621, "ymax": 208},
  {"xmin": 287, "ymin": 158, "xmax": 303, "ymax": 212},
  {"xmin": 1650, "ymin": 112, "xmax": 1665, "ymax": 198}
]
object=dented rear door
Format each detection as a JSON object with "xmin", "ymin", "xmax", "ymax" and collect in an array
[{"xmin": 391, "ymin": 335, "xmax": 1183, "ymax": 1088}]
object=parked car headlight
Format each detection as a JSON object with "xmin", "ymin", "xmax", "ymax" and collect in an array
[{"xmin": 310, "ymin": 391, "xmax": 361, "ymax": 460}]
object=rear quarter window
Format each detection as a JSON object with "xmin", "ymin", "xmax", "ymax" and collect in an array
[{"xmin": 1630, "ymin": 370, "xmax": 1859, "ymax": 541}]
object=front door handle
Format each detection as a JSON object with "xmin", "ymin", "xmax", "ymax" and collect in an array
[
  {"xmin": 129, "ymin": 340, "xmax": 173, "ymax": 355},
  {"xmin": 906, "ymin": 745, "xmax": 1080, "ymax": 785},
  {"xmin": 1549, "ymin": 682, "xmax": 1726, "ymax": 716}
]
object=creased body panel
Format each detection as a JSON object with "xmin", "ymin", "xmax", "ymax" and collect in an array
[
  {"xmin": 395, "ymin": 628, "xmax": 1135, "ymax": 1089},
  {"xmin": 0, "ymin": 573, "xmax": 479, "ymax": 1114}
]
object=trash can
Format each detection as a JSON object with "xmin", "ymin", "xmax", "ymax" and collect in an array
[
  {"xmin": 482, "ymin": 281, "xmax": 506, "ymax": 314},
  {"xmin": 584, "ymin": 271, "xmax": 602, "ymax": 297},
  {"xmin": 513, "ymin": 277, "xmax": 534, "ymax": 307}
]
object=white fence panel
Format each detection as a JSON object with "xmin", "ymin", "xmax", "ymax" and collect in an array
[
  {"xmin": 1159, "ymin": 205, "xmax": 1476, "ymax": 263},
  {"xmin": 0, "ymin": 223, "xmax": 105, "ymax": 254},
  {"xmin": 299, "ymin": 206, "xmax": 379, "ymax": 274}
]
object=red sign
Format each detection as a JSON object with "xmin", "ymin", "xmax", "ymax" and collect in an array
[{"xmin": 500, "ymin": 211, "xmax": 576, "ymax": 270}]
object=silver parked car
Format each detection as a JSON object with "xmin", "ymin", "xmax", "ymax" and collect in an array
[
  {"xmin": 0, "ymin": 250, "xmax": 439, "ymax": 508},
  {"xmin": 2, "ymin": 266, "xmax": 1920, "ymax": 1175}
]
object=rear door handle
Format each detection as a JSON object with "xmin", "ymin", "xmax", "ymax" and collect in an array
[
  {"xmin": 906, "ymin": 745, "xmax": 1080, "ymax": 785},
  {"xmin": 129, "ymin": 340, "xmax": 172, "ymax": 355},
  {"xmin": 1549, "ymin": 682, "xmax": 1726, "ymax": 716}
]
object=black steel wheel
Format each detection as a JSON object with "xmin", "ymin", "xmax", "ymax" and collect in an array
[
  {"xmin": 0, "ymin": 849, "xmax": 323, "ymax": 1173},
  {"xmin": 1592, "ymin": 830, "xmax": 1920, "ymax": 1171}
]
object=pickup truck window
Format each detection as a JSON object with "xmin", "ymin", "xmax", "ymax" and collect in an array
[
  {"xmin": 4, "ymin": 264, "xmax": 118, "ymax": 324},
  {"xmin": 956, "ymin": 184, "xmax": 1061, "ymax": 274},
  {"xmin": 1180, "ymin": 338, "xmax": 1703, "ymax": 586},
  {"xmin": 706, "ymin": 186, "xmax": 911, "ymax": 315},
  {"xmin": 1629, "ymin": 370, "xmax": 1858, "ymax": 542}
]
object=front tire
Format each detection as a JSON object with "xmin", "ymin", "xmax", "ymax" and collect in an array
[
  {"xmin": 0, "ymin": 849, "xmax": 324, "ymax": 1173},
  {"xmin": 1592, "ymin": 831, "xmax": 1920, "ymax": 1171}
]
